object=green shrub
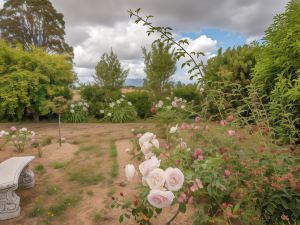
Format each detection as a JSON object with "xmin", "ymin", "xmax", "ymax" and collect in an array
[
  {"xmin": 172, "ymin": 85, "xmax": 200, "ymax": 103},
  {"xmin": 103, "ymin": 97, "xmax": 138, "ymax": 123},
  {"xmin": 64, "ymin": 101, "xmax": 89, "ymax": 123},
  {"xmin": 80, "ymin": 84, "xmax": 121, "ymax": 118},
  {"xmin": 125, "ymin": 91, "xmax": 153, "ymax": 118}
]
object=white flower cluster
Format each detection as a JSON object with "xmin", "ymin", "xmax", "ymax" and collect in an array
[
  {"xmin": 0, "ymin": 130, "xmax": 9, "ymax": 137},
  {"xmin": 125, "ymin": 132, "xmax": 185, "ymax": 209},
  {"xmin": 101, "ymin": 97, "xmax": 133, "ymax": 118},
  {"xmin": 171, "ymin": 97, "xmax": 187, "ymax": 109},
  {"xmin": 69, "ymin": 101, "xmax": 89, "ymax": 114}
]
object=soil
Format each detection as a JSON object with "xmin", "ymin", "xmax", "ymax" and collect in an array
[{"xmin": 0, "ymin": 123, "xmax": 193, "ymax": 225}]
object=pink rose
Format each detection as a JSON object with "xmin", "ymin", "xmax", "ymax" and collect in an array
[
  {"xmin": 178, "ymin": 192, "xmax": 187, "ymax": 203},
  {"xmin": 228, "ymin": 130, "xmax": 236, "ymax": 136},
  {"xmin": 224, "ymin": 169, "xmax": 231, "ymax": 177},
  {"xmin": 139, "ymin": 156, "xmax": 160, "ymax": 176},
  {"xmin": 220, "ymin": 120, "xmax": 225, "ymax": 126},
  {"xmin": 179, "ymin": 142, "xmax": 187, "ymax": 149},
  {"xmin": 165, "ymin": 167, "xmax": 185, "ymax": 191},
  {"xmin": 10, "ymin": 126, "xmax": 17, "ymax": 132},
  {"xmin": 192, "ymin": 149, "xmax": 203, "ymax": 159},
  {"xmin": 139, "ymin": 132, "xmax": 155, "ymax": 147},
  {"xmin": 227, "ymin": 115, "xmax": 235, "ymax": 122},
  {"xmin": 205, "ymin": 125, "xmax": 209, "ymax": 131},
  {"xmin": 145, "ymin": 168, "xmax": 166, "ymax": 190},
  {"xmin": 147, "ymin": 190, "xmax": 175, "ymax": 208},
  {"xmin": 136, "ymin": 133, "xmax": 142, "ymax": 138},
  {"xmin": 197, "ymin": 155, "xmax": 204, "ymax": 161}
]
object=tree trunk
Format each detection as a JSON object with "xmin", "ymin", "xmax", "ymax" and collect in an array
[
  {"xmin": 58, "ymin": 113, "xmax": 62, "ymax": 147},
  {"xmin": 32, "ymin": 112, "xmax": 39, "ymax": 122}
]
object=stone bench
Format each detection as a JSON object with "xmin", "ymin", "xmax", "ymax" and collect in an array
[{"xmin": 0, "ymin": 156, "xmax": 35, "ymax": 220}]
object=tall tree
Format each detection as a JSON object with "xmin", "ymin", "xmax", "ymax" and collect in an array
[
  {"xmin": 142, "ymin": 41, "xmax": 177, "ymax": 95},
  {"xmin": 0, "ymin": 0, "xmax": 73, "ymax": 57},
  {"xmin": 94, "ymin": 49, "xmax": 129, "ymax": 90}
]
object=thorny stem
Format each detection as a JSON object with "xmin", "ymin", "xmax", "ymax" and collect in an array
[{"xmin": 165, "ymin": 206, "xmax": 180, "ymax": 225}]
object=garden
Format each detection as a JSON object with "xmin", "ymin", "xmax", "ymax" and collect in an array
[{"xmin": 0, "ymin": 0, "xmax": 300, "ymax": 225}]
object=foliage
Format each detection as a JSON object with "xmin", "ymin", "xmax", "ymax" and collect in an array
[
  {"xmin": 253, "ymin": 0, "xmax": 300, "ymax": 144},
  {"xmin": 129, "ymin": 8, "xmax": 205, "ymax": 81},
  {"xmin": 0, "ymin": 0, "xmax": 73, "ymax": 57},
  {"xmin": 94, "ymin": 49, "xmax": 129, "ymax": 90},
  {"xmin": 103, "ymin": 97, "xmax": 138, "ymax": 123},
  {"xmin": 64, "ymin": 101, "xmax": 89, "ymax": 123},
  {"xmin": 204, "ymin": 45, "xmax": 256, "ymax": 86},
  {"xmin": 0, "ymin": 41, "xmax": 75, "ymax": 121},
  {"xmin": 172, "ymin": 85, "xmax": 201, "ymax": 103},
  {"xmin": 143, "ymin": 41, "xmax": 177, "ymax": 96},
  {"xmin": 80, "ymin": 84, "xmax": 121, "ymax": 118},
  {"xmin": 125, "ymin": 91, "xmax": 154, "ymax": 118},
  {"xmin": 117, "ymin": 118, "xmax": 300, "ymax": 225},
  {"xmin": 7, "ymin": 127, "xmax": 35, "ymax": 152}
]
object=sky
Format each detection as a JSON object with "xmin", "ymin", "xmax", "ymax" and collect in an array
[{"xmin": 0, "ymin": 0, "xmax": 289, "ymax": 84}]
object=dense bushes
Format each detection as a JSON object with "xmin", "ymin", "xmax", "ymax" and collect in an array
[
  {"xmin": 253, "ymin": 0, "xmax": 300, "ymax": 144},
  {"xmin": 80, "ymin": 84, "xmax": 121, "ymax": 118},
  {"xmin": 172, "ymin": 85, "xmax": 200, "ymax": 103},
  {"xmin": 125, "ymin": 91, "xmax": 154, "ymax": 118},
  {"xmin": 0, "ymin": 41, "xmax": 75, "ymax": 121}
]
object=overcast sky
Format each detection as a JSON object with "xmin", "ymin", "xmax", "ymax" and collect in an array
[{"xmin": 0, "ymin": 0, "xmax": 289, "ymax": 83}]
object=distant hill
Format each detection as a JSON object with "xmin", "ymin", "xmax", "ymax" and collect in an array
[{"xmin": 125, "ymin": 78, "xmax": 144, "ymax": 87}]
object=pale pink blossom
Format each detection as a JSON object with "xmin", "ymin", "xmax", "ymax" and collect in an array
[
  {"xmin": 195, "ymin": 116, "xmax": 201, "ymax": 123},
  {"xmin": 165, "ymin": 167, "xmax": 185, "ymax": 191},
  {"xmin": 147, "ymin": 190, "xmax": 175, "ymax": 208},
  {"xmin": 179, "ymin": 142, "xmax": 187, "ymax": 149},
  {"xmin": 178, "ymin": 192, "xmax": 187, "ymax": 203},
  {"xmin": 139, "ymin": 156, "xmax": 160, "ymax": 176},
  {"xmin": 228, "ymin": 130, "xmax": 236, "ymax": 136},
  {"xmin": 224, "ymin": 169, "xmax": 231, "ymax": 177},
  {"xmin": 10, "ymin": 126, "xmax": 17, "ymax": 132},
  {"xmin": 220, "ymin": 120, "xmax": 225, "ymax": 126},
  {"xmin": 205, "ymin": 125, "xmax": 209, "ymax": 131},
  {"xmin": 146, "ymin": 168, "xmax": 166, "ymax": 190}
]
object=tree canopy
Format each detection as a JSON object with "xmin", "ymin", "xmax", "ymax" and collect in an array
[
  {"xmin": 0, "ymin": 0, "xmax": 73, "ymax": 57},
  {"xmin": 94, "ymin": 49, "xmax": 129, "ymax": 90},
  {"xmin": 0, "ymin": 40, "xmax": 75, "ymax": 121},
  {"xmin": 143, "ymin": 41, "xmax": 177, "ymax": 95}
]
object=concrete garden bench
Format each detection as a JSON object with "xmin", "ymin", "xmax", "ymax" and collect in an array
[{"xmin": 0, "ymin": 156, "xmax": 35, "ymax": 220}]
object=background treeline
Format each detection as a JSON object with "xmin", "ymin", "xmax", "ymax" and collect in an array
[{"xmin": 0, "ymin": 0, "xmax": 299, "ymax": 144}]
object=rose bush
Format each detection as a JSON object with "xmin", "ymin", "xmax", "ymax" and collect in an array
[
  {"xmin": 7, "ymin": 126, "xmax": 35, "ymax": 152},
  {"xmin": 113, "ymin": 115, "xmax": 300, "ymax": 225}
]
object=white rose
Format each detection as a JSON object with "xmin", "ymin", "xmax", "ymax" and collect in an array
[
  {"xmin": 107, "ymin": 113, "xmax": 112, "ymax": 117},
  {"xmin": 165, "ymin": 167, "xmax": 185, "ymax": 191},
  {"xmin": 128, "ymin": 101, "xmax": 132, "ymax": 106},
  {"xmin": 116, "ymin": 100, "xmax": 121, "ymax": 104},
  {"xmin": 125, "ymin": 164, "xmax": 136, "ymax": 181},
  {"xmin": 147, "ymin": 190, "xmax": 175, "ymax": 208},
  {"xmin": 141, "ymin": 141, "xmax": 153, "ymax": 155},
  {"xmin": 169, "ymin": 124, "xmax": 178, "ymax": 134},
  {"xmin": 146, "ymin": 168, "xmax": 166, "ymax": 190},
  {"xmin": 139, "ymin": 156, "xmax": 160, "ymax": 176},
  {"xmin": 20, "ymin": 128, "xmax": 27, "ymax": 132},
  {"xmin": 100, "ymin": 110, "xmax": 104, "ymax": 114},
  {"xmin": 139, "ymin": 132, "xmax": 155, "ymax": 147}
]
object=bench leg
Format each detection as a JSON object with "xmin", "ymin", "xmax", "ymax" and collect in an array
[
  {"xmin": 0, "ymin": 185, "xmax": 20, "ymax": 220},
  {"xmin": 19, "ymin": 165, "xmax": 35, "ymax": 189}
]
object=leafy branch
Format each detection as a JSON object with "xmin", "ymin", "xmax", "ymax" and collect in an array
[{"xmin": 128, "ymin": 8, "xmax": 205, "ymax": 81}]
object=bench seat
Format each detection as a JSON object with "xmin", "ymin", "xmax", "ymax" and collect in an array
[{"xmin": 0, "ymin": 156, "xmax": 35, "ymax": 220}]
